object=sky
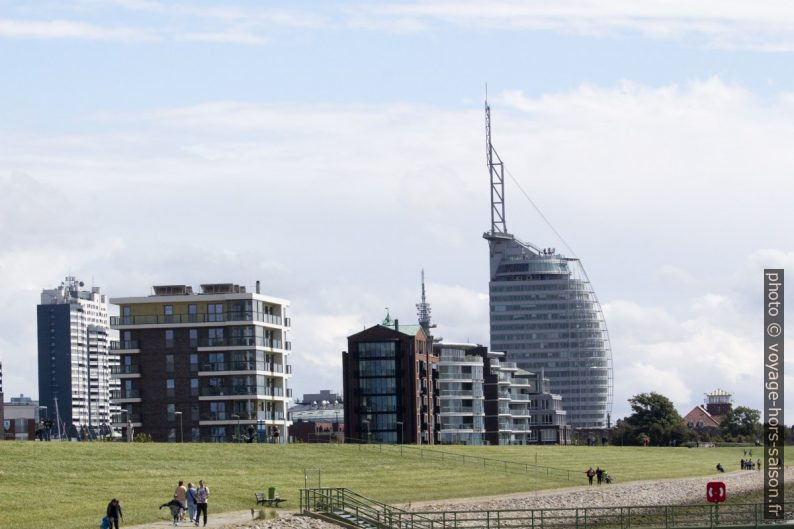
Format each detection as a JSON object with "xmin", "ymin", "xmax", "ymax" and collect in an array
[{"xmin": 0, "ymin": 0, "xmax": 792, "ymax": 423}]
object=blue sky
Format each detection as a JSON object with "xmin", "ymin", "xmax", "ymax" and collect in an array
[{"xmin": 1, "ymin": 0, "xmax": 792, "ymax": 422}]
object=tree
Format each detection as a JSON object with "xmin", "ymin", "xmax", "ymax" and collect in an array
[
  {"xmin": 721, "ymin": 406, "xmax": 761, "ymax": 438},
  {"xmin": 623, "ymin": 392, "xmax": 691, "ymax": 446}
]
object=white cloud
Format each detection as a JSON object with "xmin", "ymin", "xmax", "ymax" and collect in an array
[
  {"xmin": 175, "ymin": 30, "xmax": 269, "ymax": 45},
  {"xmin": 0, "ymin": 18, "xmax": 156, "ymax": 41},
  {"xmin": 353, "ymin": 0, "xmax": 794, "ymax": 51}
]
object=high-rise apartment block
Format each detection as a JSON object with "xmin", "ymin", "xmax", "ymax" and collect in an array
[
  {"xmin": 37, "ymin": 276, "xmax": 118, "ymax": 437},
  {"xmin": 482, "ymin": 352, "xmax": 570, "ymax": 445},
  {"xmin": 435, "ymin": 343, "xmax": 486, "ymax": 445},
  {"xmin": 343, "ymin": 314, "xmax": 440, "ymax": 444},
  {"xmin": 483, "ymin": 103, "xmax": 613, "ymax": 428},
  {"xmin": 435, "ymin": 343, "xmax": 569, "ymax": 445},
  {"xmin": 110, "ymin": 283, "xmax": 292, "ymax": 442}
]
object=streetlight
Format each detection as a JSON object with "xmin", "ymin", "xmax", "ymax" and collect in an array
[
  {"xmin": 396, "ymin": 421, "xmax": 403, "ymax": 445},
  {"xmin": 231, "ymin": 414, "xmax": 240, "ymax": 442},
  {"xmin": 174, "ymin": 411, "xmax": 183, "ymax": 443}
]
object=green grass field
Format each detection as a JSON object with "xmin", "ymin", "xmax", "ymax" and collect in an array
[{"xmin": 0, "ymin": 442, "xmax": 767, "ymax": 529}]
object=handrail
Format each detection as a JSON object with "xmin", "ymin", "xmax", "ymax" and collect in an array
[
  {"xmin": 309, "ymin": 435, "xmax": 577, "ymax": 481},
  {"xmin": 302, "ymin": 488, "xmax": 792, "ymax": 529},
  {"xmin": 301, "ymin": 488, "xmax": 437, "ymax": 529}
]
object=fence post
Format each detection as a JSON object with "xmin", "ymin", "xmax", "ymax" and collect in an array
[{"xmin": 486, "ymin": 510, "xmax": 490, "ymax": 529}]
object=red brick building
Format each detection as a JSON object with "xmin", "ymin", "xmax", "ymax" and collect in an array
[{"xmin": 343, "ymin": 314, "xmax": 439, "ymax": 444}]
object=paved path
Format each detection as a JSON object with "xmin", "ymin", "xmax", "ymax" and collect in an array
[{"xmin": 123, "ymin": 509, "xmax": 285, "ymax": 529}]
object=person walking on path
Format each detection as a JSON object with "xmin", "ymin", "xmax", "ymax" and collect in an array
[
  {"xmin": 186, "ymin": 482, "xmax": 198, "ymax": 524},
  {"xmin": 175, "ymin": 480, "xmax": 188, "ymax": 521},
  {"xmin": 195, "ymin": 480, "xmax": 210, "ymax": 527},
  {"xmin": 586, "ymin": 467, "xmax": 595, "ymax": 485},
  {"xmin": 105, "ymin": 498, "xmax": 123, "ymax": 529}
]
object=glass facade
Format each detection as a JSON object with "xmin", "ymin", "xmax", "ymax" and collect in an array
[
  {"xmin": 436, "ymin": 344, "xmax": 485, "ymax": 445},
  {"xmin": 354, "ymin": 341, "xmax": 399, "ymax": 443},
  {"xmin": 487, "ymin": 235, "xmax": 613, "ymax": 428}
]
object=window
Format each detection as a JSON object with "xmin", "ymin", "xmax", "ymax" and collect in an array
[
  {"xmin": 165, "ymin": 354, "xmax": 174, "ymax": 373},
  {"xmin": 208, "ymin": 303, "xmax": 224, "ymax": 322},
  {"xmin": 208, "ymin": 328, "xmax": 224, "ymax": 346},
  {"xmin": 168, "ymin": 428, "xmax": 177, "ymax": 442},
  {"xmin": 189, "ymin": 353, "xmax": 198, "ymax": 372},
  {"xmin": 210, "ymin": 401, "xmax": 226, "ymax": 420},
  {"xmin": 164, "ymin": 305, "xmax": 174, "ymax": 323},
  {"xmin": 165, "ymin": 330, "xmax": 174, "ymax": 348},
  {"xmin": 191, "ymin": 404, "xmax": 199, "ymax": 421},
  {"xmin": 167, "ymin": 403, "xmax": 175, "ymax": 422},
  {"xmin": 188, "ymin": 304, "xmax": 197, "ymax": 322},
  {"xmin": 210, "ymin": 426, "xmax": 226, "ymax": 442},
  {"xmin": 191, "ymin": 427, "xmax": 201, "ymax": 442},
  {"xmin": 189, "ymin": 329, "xmax": 198, "ymax": 347},
  {"xmin": 166, "ymin": 378, "xmax": 175, "ymax": 397},
  {"xmin": 190, "ymin": 378, "xmax": 199, "ymax": 397}
]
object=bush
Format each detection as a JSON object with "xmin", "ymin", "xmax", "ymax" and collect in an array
[{"xmin": 133, "ymin": 433, "xmax": 153, "ymax": 443}]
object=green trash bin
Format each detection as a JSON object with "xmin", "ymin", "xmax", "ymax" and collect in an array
[{"xmin": 268, "ymin": 487, "xmax": 277, "ymax": 500}]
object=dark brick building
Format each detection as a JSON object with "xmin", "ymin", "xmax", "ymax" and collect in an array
[
  {"xmin": 343, "ymin": 315, "xmax": 439, "ymax": 444},
  {"xmin": 110, "ymin": 283, "xmax": 292, "ymax": 442}
]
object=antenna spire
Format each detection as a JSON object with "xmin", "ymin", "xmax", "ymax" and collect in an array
[
  {"xmin": 486, "ymin": 100, "xmax": 507, "ymax": 235},
  {"xmin": 416, "ymin": 269, "xmax": 435, "ymax": 333}
]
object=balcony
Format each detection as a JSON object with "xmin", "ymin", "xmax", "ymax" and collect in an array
[
  {"xmin": 198, "ymin": 337, "xmax": 283, "ymax": 349},
  {"xmin": 200, "ymin": 385, "xmax": 285, "ymax": 398},
  {"xmin": 112, "ymin": 413, "xmax": 142, "ymax": 424},
  {"xmin": 200, "ymin": 411, "xmax": 285, "ymax": 422},
  {"xmin": 111, "ymin": 340, "xmax": 140, "ymax": 351},
  {"xmin": 111, "ymin": 365, "xmax": 140, "ymax": 376},
  {"xmin": 111, "ymin": 311, "xmax": 283, "ymax": 327},
  {"xmin": 111, "ymin": 389, "xmax": 140, "ymax": 401},
  {"xmin": 440, "ymin": 406, "xmax": 475, "ymax": 414},
  {"xmin": 199, "ymin": 361, "xmax": 286, "ymax": 374}
]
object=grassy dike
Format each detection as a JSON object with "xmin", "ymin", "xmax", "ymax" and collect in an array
[{"xmin": 0, "ymin": 443, "xmax": 759, "ymax": 529}]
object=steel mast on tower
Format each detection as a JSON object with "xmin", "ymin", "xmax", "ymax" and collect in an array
[
  {"xmin": 416, "ymin": 269, "xmax": 435, "ymax": 334},
  {"xmin": 485, "ymin": 100, "xmax": 507, "ymax": 236}
]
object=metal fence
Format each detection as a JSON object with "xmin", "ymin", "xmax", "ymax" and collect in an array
[
  {"xmin": 302, "ymin": 488, "xmax": 792, "ymax": 529},
  {"xmin": 308, "ymin": 435, "xmax": 577, "ymax": 481}
]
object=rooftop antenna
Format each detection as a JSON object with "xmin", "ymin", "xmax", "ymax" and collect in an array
[
  {"xmin": 416, "ymin": 269, "xmax": 435, "ymax": 333},
  {"xmin": 485, "ymin": 94, "xmax": 507, "ymax": 235}
]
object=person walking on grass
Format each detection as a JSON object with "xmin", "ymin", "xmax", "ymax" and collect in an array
[
  {"xmin": 105, "ymin": 498, "xmax": 123, "ymax": 529},
  {"xmin": 596, "ymin": 467, "xmax": 603, "ymax": 485},
  {"xmin": 186, "ymin": 482, "xmax": 198, "ymax": 524},
  {"xmin": 174, "ymin": 480, "xmax": 188, "ymax": 521},
  {"xmin": 195, "ymin": 479, "xmax": 210, "ymax": 527},
  {"xmin": 586, "ymin": 467, "xmax": 595, "ymax": 485}
]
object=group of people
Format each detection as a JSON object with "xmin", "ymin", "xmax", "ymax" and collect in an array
[
  {"xmin": 164, "ymin": 480, "xmax": 210, "ymax": 527},
  {"xmin": 741, "ymin": 458, "xmax": 761, "ymax": 471},
  {"xmin": 585, "ymin": 466, "xmax": 611, "ymax": 485}
]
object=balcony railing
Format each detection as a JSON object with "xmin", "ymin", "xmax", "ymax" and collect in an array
[
  {"xmin": 111, "ymin": 365, "xmax": 140, "ymax": 375},
  {"xmin": 198, "ymin": 337, "xmax": 282, "ymax": 349},
  {"xmin": 113, "ymin": 413, "xmax": 142, "ymax": 423},
  {"xmin": 200, "ymin": 385, "xmax": 285, "ymax": 397},
  {"xmin": 111, "ymin": 389, "xmax": 140, "ymax": 399},
  {"xmin": 111, "ymin": 340, "xmax": 139, "ymax": 350},
  {"xmin": 200, "ymin": 361, "xmax": 285, "ymax": 373},
  {"xmin": 201, "ymin": 411, "xmax": 286, "ymax": 421},
  {"xmin": 112, "ymin": 312, "xmax": 283, "ymax": 326}
]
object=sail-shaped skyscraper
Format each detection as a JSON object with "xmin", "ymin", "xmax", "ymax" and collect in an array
[{"xmin": 484, "ymin": 102, "xmax": 614, "ymax": 428}]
